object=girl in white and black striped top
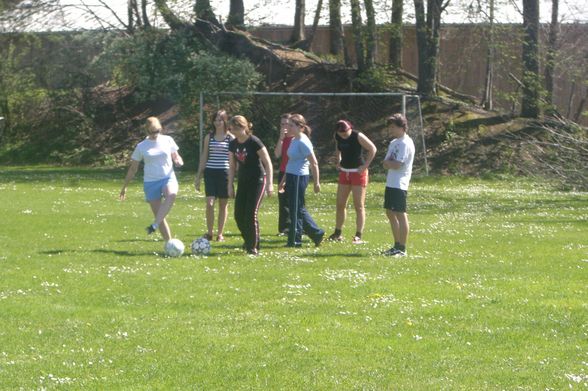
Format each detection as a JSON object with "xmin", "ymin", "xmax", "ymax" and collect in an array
[{"xmin": 195, "ymin": 110, "xmax": 234, "ymax": 241}]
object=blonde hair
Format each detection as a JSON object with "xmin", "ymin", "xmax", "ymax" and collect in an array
[
  {"xmin": 146, "ymin": 117, "xmax": 163, "ymax": 133},
  {"xmin": 229, "ymin": 115, "xmax": 253, "ymax": 135},
  {"xmin": 289, "ymin": 113, "xmax": 312, "ymax": 137}
]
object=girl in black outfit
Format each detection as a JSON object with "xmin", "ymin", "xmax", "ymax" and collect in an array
[{"xmin": 227, "ymin": 115, "xmax": 274, "ymax": 255}]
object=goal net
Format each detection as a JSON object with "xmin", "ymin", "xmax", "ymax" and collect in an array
[{"xmin": 198, "ymin": 92, "xmax": 428, "ymax": 176}]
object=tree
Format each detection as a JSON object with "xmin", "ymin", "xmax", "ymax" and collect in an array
[
  {"xmin": 414, "ymin": 0, "xmax": 448, "ymax": 96},
  {"xmin": 388, "ymin": 0, "xmax": 403, "ymax": 68},
  {"xmin": 544, "ymin": 0, "xmax": 559, "ymax": 108},
  {"xmin": 228, "ymin": 0, "xmax": 244, "ymax": 30},
  {"xmin": 364, "ymin": 0, "xmax": 377, "ymax": 69},
  {"xmin": 329, "ymin": 0, "xmax": 346, "ymax": 61},
  {"xmin": 349, "ymin": 0, "xmax": 365, "ymax": 71},
  {"xmin": 521, "ymin": 0, "xmax": 541, "ymax": 118},
  {"xmin": 291, "ymin": 0, "xmax": 306, "ymax": 43},
  {"xmin": 194, "ymin": 0, "xmax": 217, "ymax": 24},
  {"xmin": 481, "ymin": 0, "xmax": 495, "ymax": 110}
]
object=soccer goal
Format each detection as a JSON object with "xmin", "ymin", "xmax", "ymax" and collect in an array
[{"xmin": 198, "ymin": 92, "xmax": 428, "ymax": 175}]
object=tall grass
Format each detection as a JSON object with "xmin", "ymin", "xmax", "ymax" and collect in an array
[{"xmin": 0, "ymin": 167, "xmax": 586, "ymax": 389}]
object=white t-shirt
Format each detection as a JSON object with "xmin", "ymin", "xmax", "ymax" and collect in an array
[
  {"xmin": 385, "ymin": 134, "xmax": 415, "ymax": 190},
  {"xmin": 131, "ymin": 135, "xmax": 179, "ymax": 182}
]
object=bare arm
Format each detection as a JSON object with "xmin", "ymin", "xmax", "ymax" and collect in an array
[
  {"xmin": 194, "ymin": 134, "xmax": 210, "ymax": 191},
  {"xmin": 308, "ymin": 151, "xmax": 321, "ymax": 193},
  {"xmin": 383, "ymin": 159, "xmax": 403, "ymax": 170},
  {"xmin": 227, "ymin": 152, "xmax": 236, "ymax": 198},
  {"xmin": 258, "ymin": 147, "xmax": 274, "ymax": 196},
  {"xmin": 273, "ymin": 130, "xmax": 286, "ymax": 159},
  {"xmin": 358, "ymin": 132, "xmax": 377, "ymax": 173},
  {"xmin": 120, "ymin": 160, "xmax": 140, "ymax": 200},
  {"xmin": 172, "ymin": 151, "xmax": 184, "ymax": 167}
]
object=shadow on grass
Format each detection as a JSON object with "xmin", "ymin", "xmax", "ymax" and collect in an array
[{"xmin": 39, "ymin": 249, "xmax": 160, "ymax": 257}]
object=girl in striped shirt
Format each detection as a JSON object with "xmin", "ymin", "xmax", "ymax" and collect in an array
[{"xmin": 195, "ymin": 110, "xmax": 234, "ymax": 242}]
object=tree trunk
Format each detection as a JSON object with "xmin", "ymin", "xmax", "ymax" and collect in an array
[
  {"xmin": 127, "ymin": 0, "xmax": 134, "ymax": 33},
  {"xmin": 349, "ymin": 0, "xmax": 365, "ymax": 71},
  {"xmin": 481, "ymin": 0, "xmax": 495, "ymax": 110},
  {"xmin": 228, "ymin": 0, "xmax": 245, "ymax": 30},
  {"xmin": 544, "ymin": 0, "xmax": 559, "ymax": 108},
  {"xmin": 291, "ymin": 0, "xmax": 306, "ymax": 43},
  {"xmin": 414, "ymin": 0, "xmax": 443, "ymax": 96},
  {"xmin": 194, "ymin": 0, "xmax": 217, "ymax": 24},
  {"xmin": 329, "ymin": 0, "xmax": 344, "ymax": 56},
  {"xmin": 521, "ymin": 0, "xmax": 541, "ymax": 118},
  {"xmin": 141, "ymin": 0, "xmax": 151, "ymax": 28},
  {"xmin": 295, "ymin": 0, "xmax": 323, "ymax": 51},
  {"xmin": 388, "ymin": 0, "xmax": 403, "ymax": 68},
  {"xmin": 364, "ymin": 0, "xmax": 376, "ymax": 69}
]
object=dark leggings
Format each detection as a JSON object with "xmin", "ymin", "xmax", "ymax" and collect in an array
[{"xmin": 234, "ymin": 176, "xmax": 266, "ymax": 252}]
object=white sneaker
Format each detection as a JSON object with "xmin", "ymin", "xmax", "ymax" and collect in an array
[{"xmin": 383, "ymin": 247, "xmax": 406, "ymax": 257}]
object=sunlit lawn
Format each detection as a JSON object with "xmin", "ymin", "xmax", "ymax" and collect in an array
[{"xmin": 0, "ymin": 167, "xmax": 586, "ymax": 389}]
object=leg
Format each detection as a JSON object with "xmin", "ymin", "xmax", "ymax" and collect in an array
[
  {"xmin": 335, "ymin": 184, "xmax": 351, "ymax": 232},
  {"xmin": 149, "ymin": 199, "xmax": 171, "ymax": 241},
  {"xmin": 217, "ymin": 198, "xmax": 229, "ymax": 239},
  {"xmin": 386, "ymin": 209, "xmax": 400, "ymax": 244},
  {"xmin": 393, "ymin": 211, "xmax": 409, "ymax": 247},
  {"xmin": 243, "ymin": 177, "xmax": 265, "ymax": 253},
  {"xmin": 351, "ymin": 185, "xmax": 367, "ymax": 236},
  {"xmin": 205, "ymin": 196, "xmax": 216, "ymax": 238},
  {"xmin": 286, "ymin": 174, "xmax": 301, "ymax": 246},
  {"xmin": 153, "ymin": 182, "xmax": 178, "ymax": 228},
  {"xmin": 277, "ymin": 171, "xmax": 290, "ymax": 233}
]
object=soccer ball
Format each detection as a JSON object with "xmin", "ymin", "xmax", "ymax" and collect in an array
[
  {"xmin": 164, "ymin": 239, "xmax": 185, "ymax": 257},
  {"xmin": 191, "ymin": 237, "xmax": 211, "ymax": 255}
]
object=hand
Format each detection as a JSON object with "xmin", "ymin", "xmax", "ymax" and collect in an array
[
  {"xmin": 194, "ymin": 179, "xmax": 201, "ymax": 192},
  {"xmin": 278, "ymin": 182, "xmax": 285, "ymax": 194},
  {"xmin": 119, "ymin": 188, "xmax": 127, "ymax": 201},
  {"xmin": 314, "ymin": 183, "xmax": 321, "ymax": 193},
  {"xmin": 336, "ymin": 163, "xmax": 342, "ymax": 171},
  {"xmin": 266, "ymin": 184, "xmax": 273, "ymax": 197},
  {"xmin": 358, "ymin": 164, "xmax": 367, "ymax": 174}
]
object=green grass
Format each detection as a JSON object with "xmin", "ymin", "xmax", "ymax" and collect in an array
[{"xmin": 0, "ymin": 167, "xmax": 586, "ymax": 389}]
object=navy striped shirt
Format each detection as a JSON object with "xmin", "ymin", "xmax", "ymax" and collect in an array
[{"xmin": 206, "ymin": 133, "xmax": 232, "ymax": 170}]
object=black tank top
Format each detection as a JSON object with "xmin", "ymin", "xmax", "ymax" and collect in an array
[{"xmin": 336, "ymin": 130, "xmax": 364, "ymax": 169}]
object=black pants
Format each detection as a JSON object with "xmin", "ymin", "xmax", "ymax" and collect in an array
[
  {"xmin": 234, "ymin": 176, "xmax": 266, "ymax": 252},
  {"xmin": 278, "ymin": 171, "xmax": 290, "ymax": 233}
]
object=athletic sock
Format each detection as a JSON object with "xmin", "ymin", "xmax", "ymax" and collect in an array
[
  {"xmin": 334, "ymin": 228, "xmax": 342, "ymax": 236},
  {"xmin": 355, "ymin": 232, "xmax": 362, "ymax": 239},
  {"xmin": 394, "ymin": 242, "xmax": 401, "ymax": 249}
]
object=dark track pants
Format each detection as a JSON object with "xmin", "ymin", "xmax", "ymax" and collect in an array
[{"xmin": 234, "ymin": 176, "xmax": 266, "ymax": 252}]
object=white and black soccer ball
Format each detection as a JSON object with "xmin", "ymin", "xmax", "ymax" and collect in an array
[
  {"xmin": 164, "ymin": 238, "xmax": 185, "ymax": 257},
  {"xmin": 191, "ymin": 237, "xmax": 211, "ymax": 255}
]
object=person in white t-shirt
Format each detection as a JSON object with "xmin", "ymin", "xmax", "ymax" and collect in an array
[
  {"xmin": 120, "ymin": 117, "xmax": 184, "ymax": 242},
  {"xmin": 382, "ymin": 113, "xmax": 415, "ymax": 257}
]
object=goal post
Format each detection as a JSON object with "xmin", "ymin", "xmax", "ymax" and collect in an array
[{"xmin": 198, "ymin": 91, "xmax": 428, "ymax": 176}]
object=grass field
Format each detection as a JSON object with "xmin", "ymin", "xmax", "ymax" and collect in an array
[{"xmin": 0, "ymin": 166, "xmax": 586, "ymax": 390}]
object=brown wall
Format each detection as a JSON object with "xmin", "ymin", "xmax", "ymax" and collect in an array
[{"xmin": 251, "ymin": 24, "xmax": 588, "ymax": 125}]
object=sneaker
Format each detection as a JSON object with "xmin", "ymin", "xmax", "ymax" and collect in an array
[
  {"xmin": 312, "ymin": 230, "xmax": 325, "ymax": 247},
  {"xmin": 278, "ymin": 228, "xmax": 289, "ymax": 236},
  {"xmin": 383, "ymin": 247, "xmax": 398, "ymax": 256},
  {"xmin": 247, "ymin": 248, "xmax": 259, "ymax": 256},
  {"xmin": 383, "ymin": 247, "xmax": 407, "ymax": 257},
  {"xmin": 286, "ymin": 242, "xmax": 302, "ymax": 248},
  {"xmin": 202, "ymin": 233, "xmax": 213, "ymax": 241},
  {"xmin": 352, "ymin": 236, "xmax": 365, "ymax": 245},
  {"xmin": 216, "ymin": 234, "xmax": 225, "ymax": 242},
  {"xmin": 146, "ymin": 224, "xmax": 157, "ymax": 235},
  {"xmin": 328, "ymin": 232, "xmax": 343, "ymax": 242}
]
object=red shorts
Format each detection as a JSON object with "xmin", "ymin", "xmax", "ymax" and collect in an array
[{"xmin": 338, "ymin": 169, "xmax": 368, "ymax": 187}]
